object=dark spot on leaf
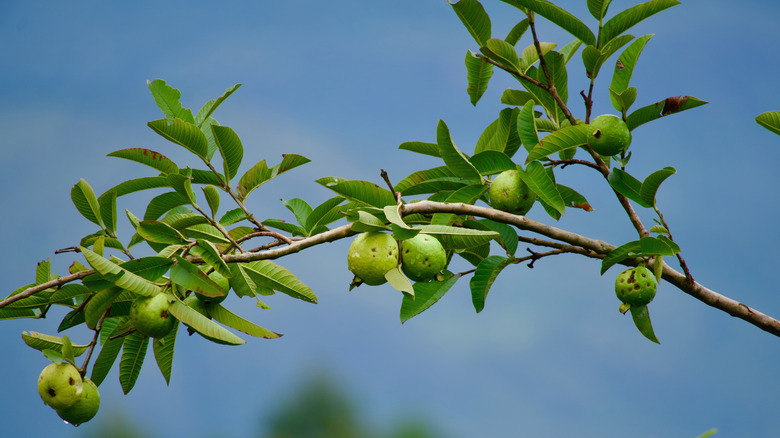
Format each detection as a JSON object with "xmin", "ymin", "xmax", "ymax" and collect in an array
[
  {"xmin": 616, "ymin": 59, "xmax": 625, "ymax": 71},
  {"xmin": 661, "ymin": 96, "xmax": 689, "ymax": 115}
]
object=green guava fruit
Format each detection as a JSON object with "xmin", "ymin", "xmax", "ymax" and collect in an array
[
  {"xmin": 588, "ymin": 114, "xmax": 632, "ymax": 156},
  {"xmin": 195, "ymin": 270, "xmax": 229, "ymax": 305},
  {"xmin": 129, "ymin": 293, "xmax": 178, "ymax": 338},
  {"xmin": 183, "ymin": 294, "xmax": 211, "ymax": 318},
  {"xmin": 37, "ymin": 362, "xmax": 83, "ymax": 410},
  {"xmin": 615, "ymin": 266, "xmax": 657, "ymax": 307},
  {"xmin": 488, "ymin": 169, "xmax": 536, "ymax": 215},
  {"xmin": 56, "ymin": 377, "xmax": 100, "ymax": 426},
  {"xmin": 347, "ymin": 232, "xmax": 399, "ymax": 286},
  {"xmin": 400, "ymin": 234, "xmax": 447, "ymax": 282}
]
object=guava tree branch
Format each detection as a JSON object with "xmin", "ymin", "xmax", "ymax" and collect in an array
[{"xmin": 4, "ymin": 202, "xmax": 778, "ymax": 339}]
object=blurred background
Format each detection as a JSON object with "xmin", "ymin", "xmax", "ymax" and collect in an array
[{"xmin": 2, "ymin": 1, "xmax": 780, "ymax": 437}]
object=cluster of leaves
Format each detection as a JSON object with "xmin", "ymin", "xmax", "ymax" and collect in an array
[{"xmin": 5, "ymin": 0, "xmax": 780, "ymax": 425}]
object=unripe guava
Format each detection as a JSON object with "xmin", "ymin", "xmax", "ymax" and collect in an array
[
  {"xmin": 129, "ymin": 293, "xmax": 178, "ymax": 338},
  {"xmin": 588, "ymin": 114, "xmax": 632, "ymax": 156},
  {"xmin": 347, "ymin": 232, "xmax": 399, "ymax": 286},
  {"xmin": 615, "ymin": 266, "xmax": 657, "ymax": 306},
  {"xmin": 56, "ymin": 377, "xmax": 100, "ymax": 426},
  {"xmin": 488, "ymin": 169, "xmax": 536, "ymax": 215},
  {"xmin": 195, "ymin": 270, "xmax": 229, "ymax": 305},
  {"xmin": 400, "ymin": 234, "xmax": 447, "ymax": 282},
  {"xmin": 37, "ymin": 362, "xmax": 83, "ymax": 410}
]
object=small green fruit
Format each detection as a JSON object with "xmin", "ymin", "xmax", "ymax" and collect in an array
[
  {"xmin": 400, "ymin": 234, "xmax": 447, "ymax": 282},
  {"xmin": 195, "ymin": 270, "xmax": 229, "ymax": 305},
  {"xmin": 183, "ymin": 294, "xmax": 211, "ymax": 319},
  {"xmin": 37, "ymin": 362, "xmax": 83, "ymax": 410},
  {"xmin": 489, "ymin": 169, "xmax": 536, "ymax": 215},
  {"xmin": 56, "ymin": 377, "xmax": 100, "ymax": 426},
  {"xmin": 615, "ymin": 266, "xmax": 657, "ymax": 307},
  {"xmin": 129, "ymin": 293, "xmax": 178, "ymax": 338},
  {"xmin": 588, "ymin": 114, "xmax": 632, "ymax": 156},
  {"xmin": 347, "ymin": 232, "xmax": 399, "ymax": 286}
]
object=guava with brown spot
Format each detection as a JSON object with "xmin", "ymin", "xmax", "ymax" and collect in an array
[
  {"xmin": 37, "ymin": 362, "xmax": 83, "ymax": 410},
  {"xmin": 588, "ymin": 114, "xmax": 632, "ymax": 156},
  {"xmin": 615, "ymin": 266, "xmax": 657, "ymax": 307},
  {"xmin": 56, "ymin": 377, "xmax": 100, "ymax": 426},
  {"xmin": 400, "ymin": 234, "xmax": 447, "ymax": 282},
  {"xmin": 488, "ymin": 169, "xmax": 536, "ymax": 215},
  {"xmin": 129, "ymin": 293, "xmax": 178, "ymax": 338},
  {"xmin": 347, "ymin": 232, "xmax": 399, "ymax": 286}
]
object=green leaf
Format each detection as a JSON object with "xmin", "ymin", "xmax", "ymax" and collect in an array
[
  {"xmin": 511, "ymin": 0, "xmax": 596, "ymax": 46},
  {"xmin": 451, "ymin": 0, "xmax": 491, "ymax": 46},
  {"xmin": 352, "ymin": 210, "xmax": 390, "ymax": 233},
  {"xmin": 49, "ymin": 284, "xmax": 91, "ymax": 306},
  {"xmin": 581, "ymin": 35, "xmax": 634, "ymax": 79},
  {"xmin": 471, "ymin": 151, "xmax": 517, "ymax": 176},
  {"xmin": 84, "ymin": 287, "xmax": 123, "ymax": 329},
  {"xmin": 609, "ymin": 34, "xmax": 653, "ymax": 110},
  {"xmin": 262, "ymin": 218, "xmax": 307, "ymax": 237},
  {"xmin": 519, "ymin": 52, "xmax": 569, "ymax": 125},
  {"xmin": 147, "ymin": 79, "xmax": 194, "ymax": 123},
  {"xmin": 227, "ymin": 263, "xmax": 261, "ymax": 298},
  {"xmin": 219, "ymin": 208, "xmax": 250, "ymax": 226},
  {"xmin": 431, "ymin": 184, "xmax": 488, "ymax": 226},
  {"xmin": 21, "ymin": 331, "xmax": 90, "ymax": 356},
  {"xmin": 191, "ymin": 240, "xmax": 231, "ymax": 279},
  {"xmin": 81, "ymin": 247, "xmax": 165, "ymax": 297},
  {"xmin": 609, "ymin": 87, "xmax": 638, "ymax": 114},
  {"xmin": 518, "ymin": 161, "xmax": 564, "ymax": 217},
  {"xmin": 194, "ymin": 83, "xmax": 242, "ymax": 127},
  {"xmin": 107, "ymin": 148, "xmax": 179, "ymax": 174},
  {"xmin": 152, "ymin": 323, "xmax": 178, "ymax": 385},
  {"xmin": 470, "ymin": 256, "xmax": 513, "ymax": 313},
  {"xmin": 91, "ymin": 325, "xmax": 126, "ymax": 387},
  {"xmin": 383, "ymin": 266, "xmax": 414, "ymax": 296},
  {"xmin": 97, "ymin": 191, "xmax": 118, "ymax": 235},
  {"xmin": 304, "ymin": 197, "xmax": 347, "ymax": 235},
  {"xmin": 601, "ymin": 0, "xmax": 679, "ymax": 47},
  {"xmin": 243, "ymin": 261, "xmax": 317, "ymax": 303},
  {"xmin": 171, "ymin": 256, "xmax": 226, "ymax": 300},
  {"xmin": 236, "ymin": 154, "xmax": 311, "ymax": 200},
  {"xmin": 105, "ymin": 176, "xmax": 170, "ymax": 198},
  {"xmin": 166, "ymin": 173, "xmax": 197, "ymax": 206},
  {"xmin": 210, "ymin": 304, "xmax": 281, "ymax": 339},
  {"xmin": 526, "ymin": 123, "xmax": 589, "ymax": 162},
  {"xmin": 473, "ymin": 219, "xmax": 519, "ymax": 255},
  {"xmin": 755, "ymin": 111, "xmax": 780, "ymax": 136},
  {"xmin": 0, "ymin": 307, "xmax": 37, "ymax": 320},
  {"xmin": 416, "ymin": 224, "xmax": 497, "ymax": 249},
  {"xmin": 608, "ymin": 168, "xmax": 651, "ymax": 208},
  {"xmin": 600, "ymin": 240, "xmax": 641, "ymax": 274},
  {"xmin": 519, "ymin": 42, "xmax": 556, "ymax": 73},
  {"xmin": 119, "ymin": 331, "xmax": 149, "ymax": 394},
  {"xmin": 587, "ymin": 0, "xmax": 612, "ymax": 21},
  {"xmin": 480, "ymin": 38, "xmax": 522, "ymax": 73},
  {"xmin": 282, "ymin": 198, "xmax": 312, "ymax": 227},
  {"xmin": 71, "ymin": 178, "xmax": 103, "ymax": 228},
  {"xmin": 504, "ymin": 18, "xmax": 529, "ymax": 46},
  {"xmin": 500, "ymin": 89, "xmax": 538, "ymax": 107},
  {"xmin": 437, "ymin": 120, "xmax": 483, "ymax": 183},
  {"xmin": 626, "ymin": 96, "xmax": 708, "ymax": 131},
  {"xmin": 212, "ymin": 125, "xmax": 243, "ymax": 182},
  {"xmin": 394, "ymin": 167, "xmax": 459, "ymax": 196},
  {"xmin": 640, "ymin": 166, "xmax": 676, "ymax": 207},
  {"xmin": 475, "ymin": 108, "xmax": 515, "ymax": 154},
  {"xmin": 516, "ymin": 100, "xmax": 540, "ymax": 153},
  {"xmin": 35, "ymin": 259, "xmax": 51, "ymax": 285},
  {"xmin": 465, "ymin": 50, "xmax": 494, "ymax": 106},
  {"xmin": 400, "ymin": 274, "xmax": 460, "ymax": 323},
  {"xmin": 629, "ymin": 305, "xmax": 660, "ymax": 343},
  {"xmin": 398, "ymin": 141, "xmax": 440, "ymax": 158},
  {"xmin": 148, "ymin": 118, "xmax": 209, "ymax": 159},
  {"xmin": 315, "ymin": 177, "xmax": 396, "ymax": 208},
  {"xmin": 144, "ymin": 191, "xmax": 191, "ymax": 221},
  {"xmin": 696, "ymin": 429, "xmax": 719, "ymax": 438},
  {"xmin": 202, "ymin": 185, "xmax": 220, "ymax": 218},
  {"xmin": 639, "ymin": 235, "xmax": 680, "ymax": 256},
  {"xmin": 137, "ymin": 220, "xmax": 190, "ymax": 245},
  {"xmin": 168, "ymin": 299, "xmax": 245, "ymax": 345}
]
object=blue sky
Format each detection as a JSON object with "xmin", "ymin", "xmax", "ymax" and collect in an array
[{"xmin": 2, "ymin": 1, "xmax": 780, "ymax": 437}]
